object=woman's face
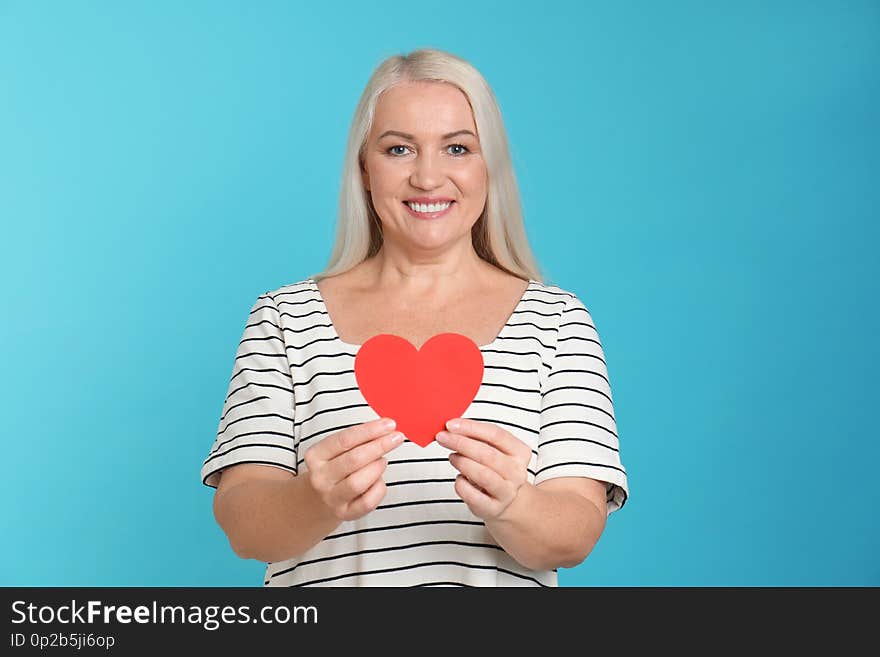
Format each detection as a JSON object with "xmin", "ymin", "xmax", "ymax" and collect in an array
[{"xmin": 361, "ymin": 80, "xmax": 488, "ymax": 252}]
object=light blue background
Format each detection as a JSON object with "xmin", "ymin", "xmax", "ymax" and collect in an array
[{"xmin": 1, "ymin": 0, "xmax": 877, "ymax": 586}]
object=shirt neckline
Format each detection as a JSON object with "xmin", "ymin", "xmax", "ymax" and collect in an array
[{"xmin": 309, "ymin": 278, "xmax": 537, "ymax": 351}]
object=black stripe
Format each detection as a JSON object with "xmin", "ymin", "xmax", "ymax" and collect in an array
[
  {"xmin": 275, "ymin": 295, "xmax": 324, "ymax": 308},
  {"xmin": 248, "ymin": 302, "xmax": 275, "ymax": 316},
  {"xmin": 466, "ymin": 415, "xmax": 539, "ymax": 436},
  {"xmin": 508, "ymin": 308, "xmax": 565, "ymax": 320},
  {"xmin": 360, "ymin": 457, "xmax": 535, "ymax": 477},
  {"xmin": 292, "ymin": 456, "xmax": 533, "ymax": 472},
  {"xmin": 488, "ymin": 334, "xmax": 553, "ymax": 350},
  {"xmin": 219, "ymin": 394, "xmax": 270, "ymax": 421},
  {"xmin": 278, "ymin": 309, "xmax": 327, "ymax": 322},
  {"xmin": 233, "ymin": 350, "xmax": 287, "ymax": 362},
  {"xmin": 385, "ymin": 478, "xmax": 457, "ymax": 487},
  {"xmin": 295, "ymin": 401, "xmax": 371, "ymax": 428},
  {"xmin": 537, "ymin": 437, "xmax": 619, "ymax": 453},
  {"xmin": 224, "ymin": 381, "xmax": 294, "ymax": 406},
  {"xmin": 291, "ymin": 381, "xmax": 540, "ymax": 408},
  {"xmin": 501, "ymin": 319, "xmax": 560, "ymax": 333},
  {"xmin": 556, "ymin": 351, "xmax": 608, "ymax": 367},
  {"xmin": 546, "ymin": 368, "xmax": 611, "ymax": 386},
  {"xmin": 291, "ymin": 367, "xmax": 353, "ymax": 390},
  {"xmin": 528, "ymin": 288, "xmax": 575, "ymax": 300},
  {"xmin": 290, "ymin": 410, "xmax": 539, "ymax": 450},
  {"xmin": 243, "ymin": 318, "xmax": 283, "ymax": 332},
  {"xmin": 535, "ymin": 460, "xmax": 627, "ymax": 476},
  {"xmin": 541, "ymin": 400, "xmax": 615, "ymax": 423},
  {"xmin": 297, "ymin": 348, "xmax": 356, "ymax": 368},
  {"xmin": 288, "ymin": 335, "xmax": 348, "ymax": 352},
  {"xmin": 289, "ymin": 560, "xmax": 548, "ymax": 587},
  {"xmin": 542, "ymin": 384, "xmax": 613, "ymax": 406},
  {"xmin": 480, "ymin": 381, "xmax": 539, "ymax": 395},
  {"xmin": 272, "ymin": 287, "xmax": 317, "ymax": 300},
  {"xmin": 516, "ymin": 294, "xmax": 567, "ymax": 306},
  {"xmin": 229, "ymin": 366, "xmax": 292, "ymax": 384},
  {"xmin": 279, "ymin": 321, "xmax": 335, "ymax": 336},
  {"xmin": 376, "ymin": 498, "xmax": 464, "ymax": 510},
  {"xmin": 201, "ymin": 460, "xmax": 296, "ymax": 488},
  {"xmin": 203, "ymin": 441, "xmax": 295, "ymax": 465},
  {"xmin": 480, "ymin": 349, "xmax": 552, "ymax": 371},
  {"xmin": 387, "ymin": 457, "xmax": 449, "ymax": 466},
  {"xmin": 470, "ymin": 398, "xmax": 540, "ymax": 415},
  {"xmin": 558, "ymin": 335, "xmax": 603, "ymax": 348},
  {"xmin": 269, "ymin": 539, "xmax": 506, "ymax": 579},
  {"xmin": 541, "ymin": 418, "xmax": 618, "ymax": 439},
  {"xmin": 484, "ymin": 363, "xmax": 539, "ymax": 375},
  {"xmin": 413, "ymin": 581, "xmax": 473, "ymax": 587},
  {"xmin": 217, "ymin": 411, "xmax": 294, "ymax": 436},
  {"xmin": 559, "ymin": 320, "xmax": 597, "ymax": 332},
  {"xmin": 209, "ymin": 429, "xmax": 295, "ymax": 457},
  {"xmin": 296, "ymin": 418, "xmax": 369, "ymax": 448},
  {"xmin": 325, "ymin": 519, "xmax": 485, "ymax": 541},
  {"xmin": 297, "ymin": 385, "xmax": 361, "ymax": 406}
]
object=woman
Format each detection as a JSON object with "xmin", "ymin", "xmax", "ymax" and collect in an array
[{"xmin": 200, "ymin": 48, "xmax": 629, "ymax": 586}]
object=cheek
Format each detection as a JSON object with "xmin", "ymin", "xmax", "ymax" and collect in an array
[
  {"xmin": 365, "ymin": 158, "xmax": 402, "ymax": 191},
  {"xmin": 458, "ymin": 163, "xmax": 488, "ymax": 196}
]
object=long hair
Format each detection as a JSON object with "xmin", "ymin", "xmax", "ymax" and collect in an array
[{"xmin": 310, "ymin": 48, "xmax": 549, "ymax": 285}]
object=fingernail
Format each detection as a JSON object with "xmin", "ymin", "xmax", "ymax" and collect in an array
[
  {"xmin": 447, "ymin": 419, "xmax": 460, "ymax": 431},
  {"xmin": 382, "ymin": 418, "xmax": 396, "ymax": 431},
  {"xmin": 390, "ymin": 432, "xmax": 404, "ymax": 445}
]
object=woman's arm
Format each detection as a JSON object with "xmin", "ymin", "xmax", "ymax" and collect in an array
[
  {"xmin": 484, "ymin": 477, "xmax": 607, "ymax": 571},
  {"xmin": 438, "ymin": 418, "xmax": 609, "ymax": 571},
  {"xmin": 213, "ymin": 465, "xmax": 341, "ymax": 563}
]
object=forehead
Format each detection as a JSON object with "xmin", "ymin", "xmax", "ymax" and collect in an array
[{"xmin": 372, "ymin": 81, "xmax": 476, "ymax": 134}]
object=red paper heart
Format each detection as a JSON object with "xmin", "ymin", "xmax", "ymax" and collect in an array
[{"xmin": 354, "ymin": 333, "xmax": 484, "ymax": 447}]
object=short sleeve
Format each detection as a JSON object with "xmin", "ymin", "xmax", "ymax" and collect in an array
[
  {"xmin": 200, "ymin": 292, "xmax": 297, "ymax": 489},
  {"xmin": 535, "ymin": 292, "xmax": 629, "ymax": 515}
]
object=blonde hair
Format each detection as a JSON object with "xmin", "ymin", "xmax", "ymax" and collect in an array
[{"xmin": 310, "ymin": 48, "xmax": 549, "ymax": 285}]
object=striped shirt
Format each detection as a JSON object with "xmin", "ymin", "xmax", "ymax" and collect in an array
[{"xmin": 200, "ymin": 277, "xmax": 629, "ymax": 586}]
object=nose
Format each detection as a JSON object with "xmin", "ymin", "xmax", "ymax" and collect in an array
[{"xmin": 409, "ymin": 150, "xmax": 445, "ymax": 190}]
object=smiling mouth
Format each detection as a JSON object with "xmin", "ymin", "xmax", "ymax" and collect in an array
[{"xmin": 402, "ymin": 200, "xmax": 455, "ymax": 219}]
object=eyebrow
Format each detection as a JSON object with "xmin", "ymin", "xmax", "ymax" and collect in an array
[{"xmin": 377, "ymin": 129, "xmax": 477, "ymax": 141}]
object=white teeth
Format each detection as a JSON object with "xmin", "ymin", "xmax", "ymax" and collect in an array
[{"xmin": 406, "ymin": 201, "xmax": 451, "ymax": 213}]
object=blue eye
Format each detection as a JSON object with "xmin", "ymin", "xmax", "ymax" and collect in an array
[{"xmin": 385, "ymin": 144, "xmax": 471, "ymax": 156}]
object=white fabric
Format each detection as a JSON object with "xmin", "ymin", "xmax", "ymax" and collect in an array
[{"xmin": 200, "ymin": 278, "xmax": 629, "ymax": 586}]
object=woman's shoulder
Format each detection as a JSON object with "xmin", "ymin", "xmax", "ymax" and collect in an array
[
  {"xmin": 257, "ymin": 279, "xmax": 321, "ymax": 327},
  {"xmin": 528, "ymin": 278, "xmax": 581, "ymax": 307},
  {"xmin": 263, "ymin": 277, "xmax": 316, "ymax": 301}
]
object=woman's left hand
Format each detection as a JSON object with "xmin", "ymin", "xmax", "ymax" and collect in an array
[{"xmin": 436, "ymin": 418, "xmax": 532, "ymax": 521}]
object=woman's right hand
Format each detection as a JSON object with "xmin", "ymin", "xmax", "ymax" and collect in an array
[{"xmin": 302, "ymin": 418, "xmax": 405, "ymax": 521}]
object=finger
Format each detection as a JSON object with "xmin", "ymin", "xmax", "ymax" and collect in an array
[
  {"xmin": 439, "ymin": 432, "xmax": 508, "ymax": 476},
  {"xmin": 449, "ymin": 453, "xmax": 505, "ymax": 499},
  {"xmin": 316, "ymin": 417, "xmax": 397, "ymax": 463},
  {"xmin": 454, "ymin": 474, "xmax": 495, "ymax": 512},
  {"xmin": 328, "ymin": 456, "xmax": 387, "ymax": 508},
  {"xmin": 327, "ymin": 431, "xmax": 403, "ymax": 484},
  {"xmin": 342, "ymin": 476, "xmax": 387, "ymax": 520},
  {"xmin": 445, "ymin": 418, "xmax": 522, "ymax": 457}
]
